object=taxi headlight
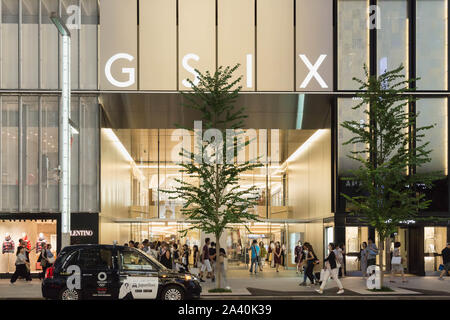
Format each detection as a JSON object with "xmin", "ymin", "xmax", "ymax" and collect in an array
[{"xmin": 184, "ymin": 274, "xmax": 193, "ymax": 281}]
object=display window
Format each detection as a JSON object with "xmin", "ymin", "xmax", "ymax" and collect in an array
[
  {"xmin": 0, "ymin": 220, "xmax": 57, "ymax": 274},
  {"xmin": 424, "ymin": 227, "xmax": 448, "ymax": 273},
  {"xmin": 345, "ymin": 226, "xmax": 369, "ymax": 273}
]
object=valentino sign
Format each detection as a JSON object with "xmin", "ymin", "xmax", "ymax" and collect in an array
[{"xmin": 99, "ymin": 0, "xmax": 333, "ymax": 92}]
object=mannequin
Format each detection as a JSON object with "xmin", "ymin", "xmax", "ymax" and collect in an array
[
  {"xmin": 2, "ymin": 233, "xmax": 15, "ymax": 274},
  {"xmin": 22, "ymin": 233, "xmax": 31, "ymax": 251},
  {"xmin": 2, "ymin": 233, "xmax": 15, "ymax": 254},
  {"xmin": 36, "ymin": 233, "xmax": 47, "ymax": 253}
]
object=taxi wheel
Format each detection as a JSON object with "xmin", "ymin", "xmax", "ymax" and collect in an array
[
  {"xmin": 59, "ymin": 287, "xmax": 81, "ymax": 301},
  {"xmin": 161, "ymin": 285, "xmax": 185, "ymax": 301}
]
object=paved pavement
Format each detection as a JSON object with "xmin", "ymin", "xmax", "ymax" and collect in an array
[{"xmin": 0, "ymin": 267, "xmax": 449, "ymax": 299}]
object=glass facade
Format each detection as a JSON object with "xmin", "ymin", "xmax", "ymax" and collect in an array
[
  {"xmin": 416, "ymin": 0, "xmax": 448, "ymax": 91},
  {"xmin": 0, "ymin": 95, "xmax": 99, "ymax": 213},
  {"xmin": 338, "ymin": 0, "xmax": 369, "ymax": 90},
  {"xmin": 109, "ymin": 128, "xmax": 331, "ymax": 221},
  {"xmin": 377, "ymin": 0, "xmax": 408, "ymax": 75},
  {"xmin": 0, "ymin": 0, "xmax": 98, "ymax": 90}
]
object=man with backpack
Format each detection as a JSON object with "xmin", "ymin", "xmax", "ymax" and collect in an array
[{"xmin": 249, "ymin": 240, "xmax": 260, "ymax": 274}]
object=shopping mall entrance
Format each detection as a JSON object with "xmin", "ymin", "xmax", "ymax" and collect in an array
[{"xmin": 98, "ymin": 93, "xmax": 334, "ymax": 266}]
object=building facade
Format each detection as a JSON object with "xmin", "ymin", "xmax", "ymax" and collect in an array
[{"xmin": 0, "ymin": 0, "xmax": 448, "ymax": 276}]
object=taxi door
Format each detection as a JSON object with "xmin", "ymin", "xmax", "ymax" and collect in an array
[
  {"xmin": 78, "ymin": 247, "xmax": 119, "ymax": 299},
  {"xmin": 117, "ymin": 248, "xmax": 160, "ymax": 299}
]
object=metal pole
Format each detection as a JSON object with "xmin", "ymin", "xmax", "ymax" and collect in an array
[
  {"xmin": 51, "ymin": 11, "xmax": 72, "ymax": 248},
  {"xmin": 60, "ymin": 34, "xmax": 71, "ymax": 248}
]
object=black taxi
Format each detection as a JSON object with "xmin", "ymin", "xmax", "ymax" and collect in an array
[{"xmin": 41, "ymin": 244, "xmax": 201, "ymax": 300}]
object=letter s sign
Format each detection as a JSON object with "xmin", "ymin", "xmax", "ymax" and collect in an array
[{"xmin": 105, "ymin": 53, "xmax": 136, "ymax": 88}]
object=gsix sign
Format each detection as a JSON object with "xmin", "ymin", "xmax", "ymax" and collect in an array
[{"xmin": 100, "ymin": 0, "xmax": 334, "ymax": 91}]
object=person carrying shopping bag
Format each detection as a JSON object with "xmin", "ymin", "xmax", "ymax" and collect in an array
[
  {"xmin": 316, "ymin": 243, "xmax": 344, "ymax": 295},
  {"xmin": 11, "ymin": 246, "xmax": 32, "ymax": 283}
]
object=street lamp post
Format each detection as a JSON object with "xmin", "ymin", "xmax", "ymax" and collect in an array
[{"xmin": 50, "ymin": 12, "xmax": 72, "ymax": 249}]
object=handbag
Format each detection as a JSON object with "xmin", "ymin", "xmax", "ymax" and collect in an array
[
  {"xmin": 391, "ymin": 256, "xmax": 401, "ymax": 265},
  {"xmin": 47, "ymin": 255, "xmax": 55, "ymax": 264}
]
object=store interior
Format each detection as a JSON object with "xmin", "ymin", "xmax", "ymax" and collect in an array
[{"xmin": 0, "ymin": 220, "xmax": 57, "ymax": 274}]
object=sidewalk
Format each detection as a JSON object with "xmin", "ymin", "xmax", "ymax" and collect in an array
[
  {"xmin": 0, "ymin": 269, "xmax": 449, "ymax": 299},
  {"xmin": 199, "ymin": 268, "xmax": 450, "ymax": 299}
]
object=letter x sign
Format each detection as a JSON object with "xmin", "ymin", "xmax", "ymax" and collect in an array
[{"xmin": 299, "ymin": 54, "xmax": 328, "ymax": 89}]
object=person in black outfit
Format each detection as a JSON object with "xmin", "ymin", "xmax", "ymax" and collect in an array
[
  {"xmin": 159, "ymin": 244, "xmax": 172, "ymax": 269},
  {"xmin": 316, "ymin": 243, "xmax": 344, "ymax": 294},
  {"xmin": 304, "ymin": 243, "xmax": 318, "ymax": 286},
  {"xmin": 439, "ymin": 242, "xmax": 450, "ymax": 280}
]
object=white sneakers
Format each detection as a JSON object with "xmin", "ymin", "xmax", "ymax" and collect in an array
[{"xmin": 315, "ymin": 288, "xmax": 345, "ymax": 294}]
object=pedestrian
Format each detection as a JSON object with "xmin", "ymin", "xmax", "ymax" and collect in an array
[
  {"xmin": 316, "ymin": 243, "xmax": 345, "ymax": 295},
  {"xmin": 294, "ymin": 240, "xmax": 303, "ymax": 274},
  {"xmin": 128, "ymin": 240, "xmax": 135, "ymax": 248},
  {"xmin": 281, "ymin": 243, "xmax": 286, "ymax": 267},
  {"xmin": 390, "ymin": 241, "xmax": 407, "ymax": 283},
  {"xmin": 181, "ymin": 244, "xmax": 190, "ymax": 272},
  {"xmin": 259, "ymin": 241, "xmax": 267, "ymax": 271},
  {"xmin": 38, "ymin": 246, "xmax": 47, "ymax": 280},
  {"xmin": 274, "ymin": 241, "xmax": 282, "ymax": 272},
  {"xmin": 193, "ymin": 245, "xmax": 200, "ymax": 269},
  {"xmin": 334, "ymin": 244, "xmax": 344, "ymax": 278},
  {"xmin": 209, "ymin": 242, "xmax": 217, "ymax": 282},
  {"xmin": 367, "ymin": 238, "xmax": 378, "ymax": 267},
  {"xmin": 142, "ymin": 239, "xmax": 150, "ymax": 253},
  {"xmin": 304, "ymin": 243, "xmax": 318, "ymax": 286},
  {"xmin": 149, "ymin": 242, "xmax": 158, "ymax": 260},
  {"xmin": 159, "ymin": 244, "xmax": 172, "ymax": 269},
  {"xmin": 249, "ymin": 240, "xmax": 260, "ymax": 274},
  {"xmin": 360, "ymin": 242, "xmax": 368, "ymax": 279},
  {"xmin": 438, "ymin": 242, "xmax": 450, "ymax": 280},
  {"xmin": 218, "ymin": 248, "xmax": 228, "ymax": 288},
  {"xmin": 268, "ymin": 241, "xmax": 275, "ymax": 268},
  {"xmin": 172, "ymin": 243, "xmax": 180, "ymax": 271},
  {"xmin": 299, "ymin": 243, "xmax": 309, "ymax": 286},
  {"xmin": 199, "ymin": 238, "xmax": 214, "ymax": 282},
  {"xmin": 11, "ymin": 246, "xmax": 32, "ymax": 283}
]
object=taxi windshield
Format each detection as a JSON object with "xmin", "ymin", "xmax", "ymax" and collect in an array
[{"xmin": 138, "ymin": 249, "xmax": 168, "ymax": 270}]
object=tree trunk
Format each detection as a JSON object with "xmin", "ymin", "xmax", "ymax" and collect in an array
[
  {"xmin": 215, "ymin": 233, "xmax": 222, "ymax": 289},
  {"xmin": 378, "ymin": 236, "xmax": 384, "ymax": 288},
  {"xmin": 385, "ymin": 237, "xmax": 391, "ymax": 275}
]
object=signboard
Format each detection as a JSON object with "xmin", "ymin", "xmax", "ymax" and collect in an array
[
  {"xmin": 70, "ymin": 212, "xmax": 99, "ymax": 245},
  {"xmin": 99, "ymin": 0, "xmax": 333, "ymax": 92}
]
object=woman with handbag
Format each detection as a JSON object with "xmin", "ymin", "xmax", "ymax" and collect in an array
[
  {"xmin": 316, "ymin": 243, "xmax": 344, "ymax": 294},
  {"xmin": 390, "ymin": 242, "xmax": 407, "ymax": 283},
  {"xmin": 11, "ymin": 247, "xmax": 32, "ymax": 283}
]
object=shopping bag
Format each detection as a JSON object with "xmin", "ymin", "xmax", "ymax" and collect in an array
[{"xmin": 319, "ymin": 269, "xmax": 325, "ymax": 282}]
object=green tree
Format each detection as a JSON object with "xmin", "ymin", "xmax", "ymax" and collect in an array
[
  {"xmin": 164, "ymin": 64, "xmax": 263, "ymax": 289},
  {"xmin": 341, "ymin": 64, "xmax": 439, "ymax": 286}
]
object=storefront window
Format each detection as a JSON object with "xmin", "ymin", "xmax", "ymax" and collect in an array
[
  {"xmin": 345, "ymin": 226, "xmax": 369, "ymax": 273},
  {"xmin": 424, "ymin": 226, "xmax": 447, "ymax": 272},
  {"xmin": 0, "ymin": 220, "xmax": 57, "ymax": 274},
  {"xmin": 338, "ymin": 0, "xmax": 369, "ymax": 90}
]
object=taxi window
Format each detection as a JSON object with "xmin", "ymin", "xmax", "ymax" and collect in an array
[
  {"xmin": 78, "ymin": 248, "xmax": 113, "ymax": 270},
  {"xmin": 120, "ymin": 250, "xmax": 155, "ymax": 271}
]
